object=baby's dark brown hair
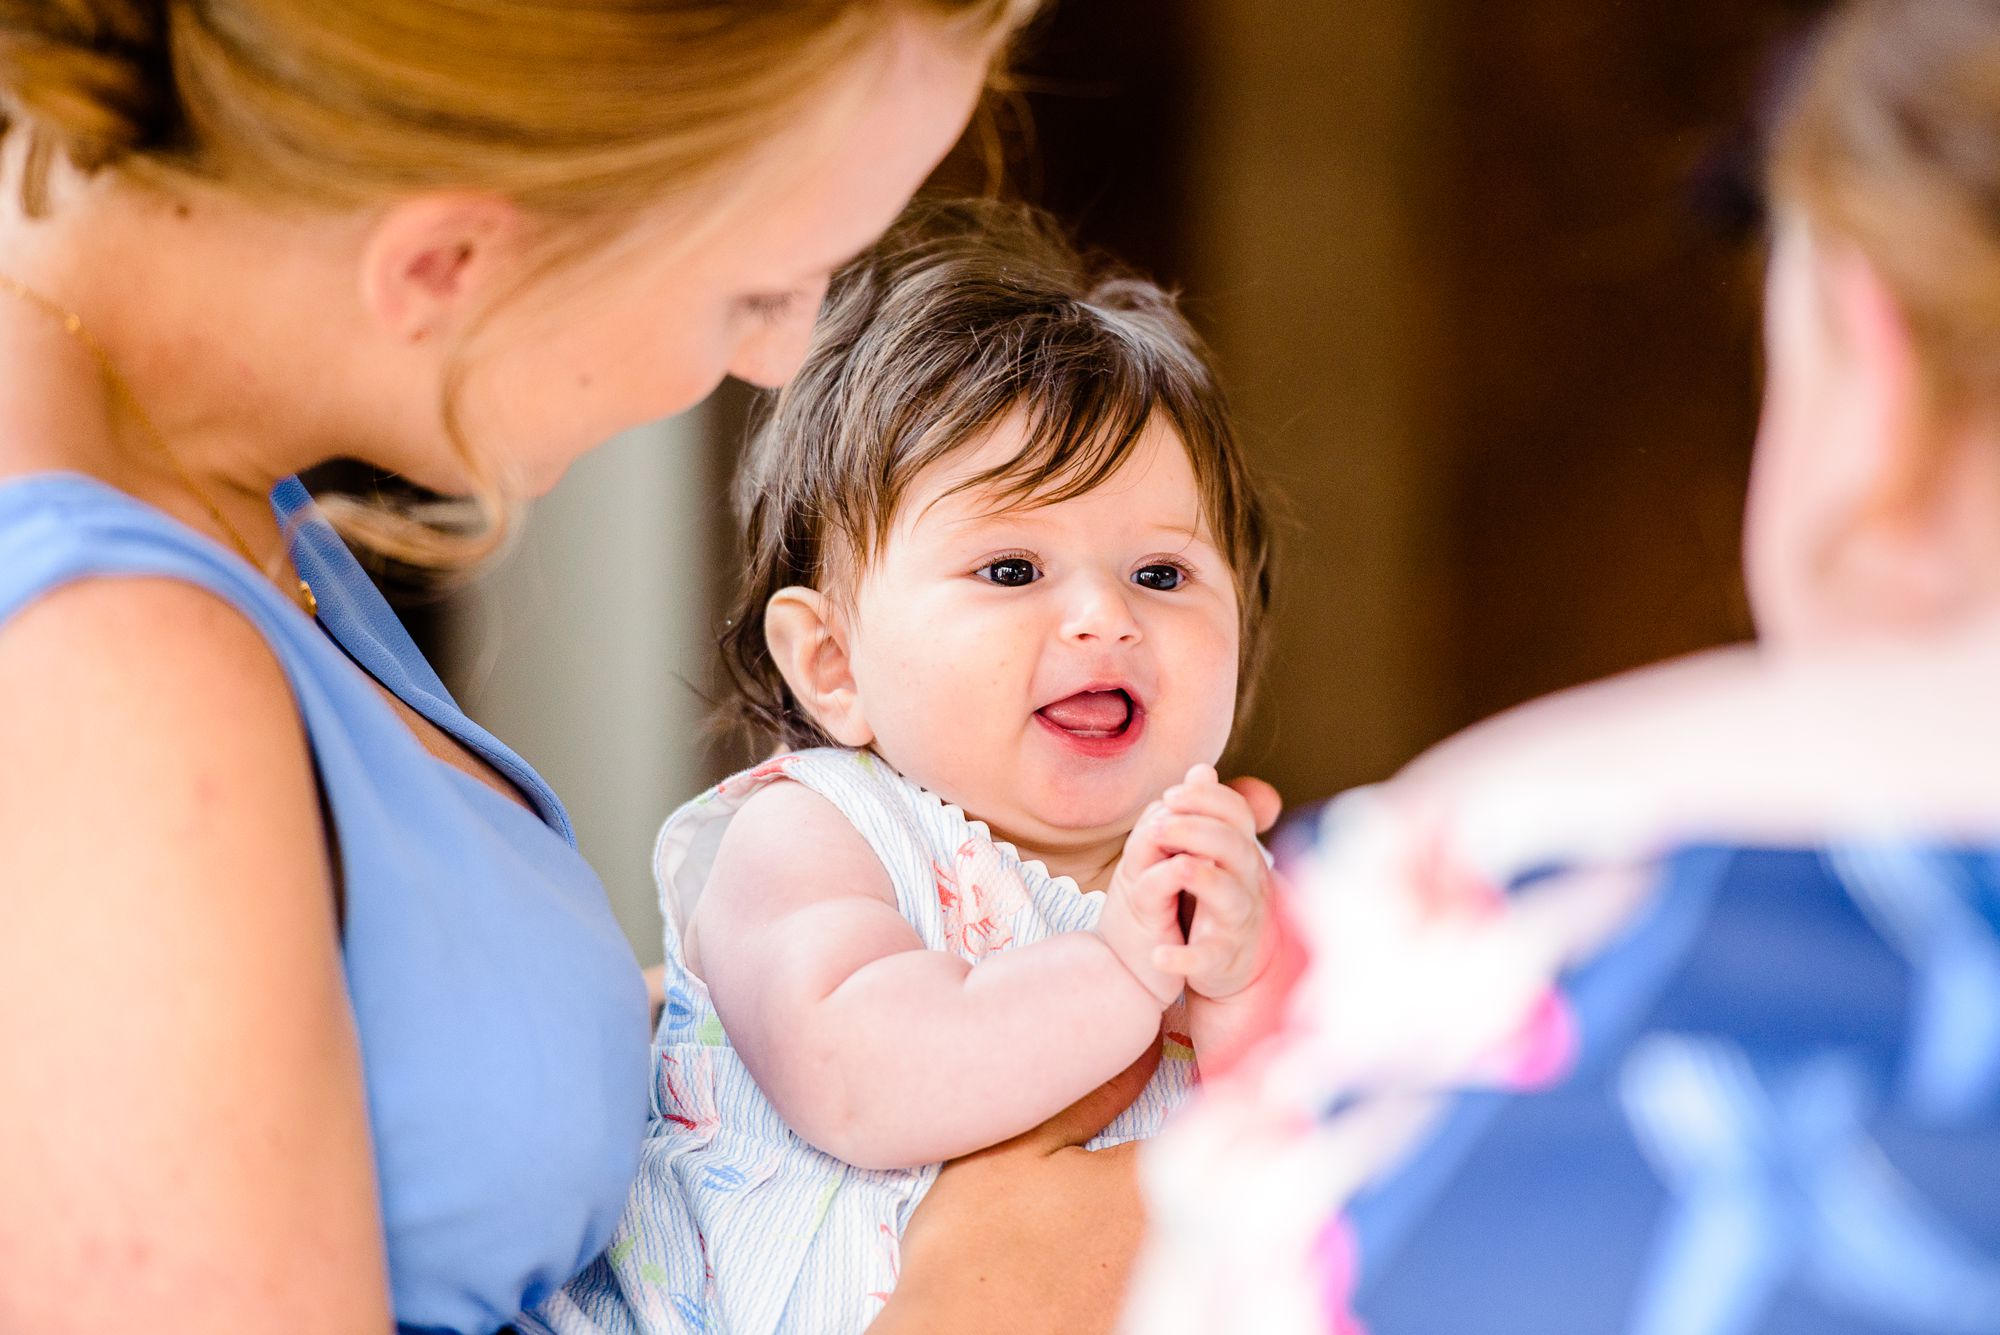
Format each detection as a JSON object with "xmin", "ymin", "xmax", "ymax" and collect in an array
[{"xmin": 719, "ymin": 197, "xmax": 1275, "ymax": 752}]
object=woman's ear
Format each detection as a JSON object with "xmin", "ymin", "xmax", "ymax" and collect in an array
[
  {"xmin": 1817, "ymin": 241, "xmax": 1989, "ymax": 625},
  {"xmin": 1823, "ymin": 239, "xmax": 1928, "ymax": 516},
  {"xmin": 357, "ymin": 193, "xmax": 528, "ymax": 346},
  {"xmin": 764, "ymin": 587, "xmax": 874, "ymax": 747}
]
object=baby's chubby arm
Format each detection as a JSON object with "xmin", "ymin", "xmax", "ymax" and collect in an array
[{"xmin": 691, "ymin": 780, "xmax": 1179, "ymax": 1171}]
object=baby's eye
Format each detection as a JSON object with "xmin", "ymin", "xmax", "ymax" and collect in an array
[
  {"xmin": 1132, "ymin": 562, "xmax": 1188, "ymax": 592},
  {"xmin": 976, "ymin": 557, "xmax": 1042, "ymax": 587}
]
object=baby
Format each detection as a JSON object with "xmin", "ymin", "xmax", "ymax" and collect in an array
[{"xmin": 536, "ymin": 199, "xmax": 1279, "ymax": 1335}]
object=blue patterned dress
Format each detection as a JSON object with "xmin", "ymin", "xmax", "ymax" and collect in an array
[{"xmin": 1131, "ymin": 786, "xmax": 2000, "ymax": 1335}]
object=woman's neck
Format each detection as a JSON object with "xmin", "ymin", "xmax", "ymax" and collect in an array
[{"xmin": 0, "ymin": 169, "xmax": 374, "ymax": 579}]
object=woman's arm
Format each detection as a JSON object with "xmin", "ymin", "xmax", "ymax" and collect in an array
[
  {"xmin": 693, "ymin": 781, "xmax": 1170, "ymax": 1170},
  {"xmin": 0, "ymin": 579, "xmax": 391, "ymax": 1334},
  {"xmin": 1393, "ymin": 631, "xmax": 2000, "ymax": 869}
]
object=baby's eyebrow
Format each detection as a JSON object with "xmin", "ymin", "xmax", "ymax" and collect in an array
[
  {"xmin": 940, "ymin": 504, "xmax": 1051, "ymax": 531},
  {"xmin": 1145, "ymin": 520, "xmax": 1206, "ymax": 541},
  {"xmin": 941, "ymin": 508, "xmax": 1217, "ymax": 548}
]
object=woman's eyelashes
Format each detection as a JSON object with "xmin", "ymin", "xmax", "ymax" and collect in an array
[{"xmin": 736, "ymin": 290, "xmax": 803, "ymax": 325}]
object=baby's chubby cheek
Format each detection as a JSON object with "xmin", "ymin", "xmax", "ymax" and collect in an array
[
  {"xmin": 851, "ymin": 638, "xmax": 1017, "ymax": 778},
  {"xmin": 1170, "ymin": 658, "xmax": 1241, "ymax": 765}
]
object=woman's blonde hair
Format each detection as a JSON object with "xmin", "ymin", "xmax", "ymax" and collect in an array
[
  {"xmin": 1772, "ymin": 0, "xmax": 2000, "ymax": 432},
  {"xmin": 0, "ymin": 0, "xmax": 1038, "ymax": 567}
]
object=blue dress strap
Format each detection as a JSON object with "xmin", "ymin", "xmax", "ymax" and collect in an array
[
  {"xmin": 0, "ymin": 471, "xmax": 293, "ymax": 626},
  {"xmin": 271, "ymin": 477, "xmax": 575, "ymax": 843}
]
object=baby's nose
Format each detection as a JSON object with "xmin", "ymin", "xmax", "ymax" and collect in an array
[{"xmin": 1061, "ymin": 578, "xmax": 1143, "ymax": 643}]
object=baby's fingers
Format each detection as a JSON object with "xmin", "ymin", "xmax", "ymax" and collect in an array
[
  {"xmin": 1225, "ymin": 775, "xmax": 1283, "ymax": 835},
  {"xmin": 1151, "ymin": 939, "xmax": 1235, "ymax": 978},
  {"xmin": 1115, "ymin": 852, "xmax": 1205, "ymax": 939},
  {"xmin": 1161, "ymin": 765, "xmax": 1260, "ymax": 838},
  {"xmin": 1133, "ymin": 853, "xmax": 1214, "ymax": 907},
  {"xmin": 1114, "ymin": 799, "xmax": 1174, "ymax": 872},
  {"xmin": 1175, "ymin": 857, "xmax": 1261, "ymax": 936},
  {"xmin": 1143, "ymin": 810, "xmax": 1267, "ymax": 890}
]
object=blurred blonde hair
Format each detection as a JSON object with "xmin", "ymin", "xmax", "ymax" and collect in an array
[
  {"xmin": 1773, "ymin": 0, "xmax": 2000, "ymax": 437},
  {"xmin": 0, "ymin": 0, "xmax": 1039, "ymax": 568}
]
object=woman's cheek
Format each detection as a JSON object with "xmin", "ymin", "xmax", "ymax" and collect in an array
[{"xmin": 642, "ymin": 326, "xmax": 735, "ymax": 421}]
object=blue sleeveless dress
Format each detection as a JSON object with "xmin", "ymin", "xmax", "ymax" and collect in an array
[{"xmin": 0, "ymin": 472, "xmax": 650, "ymax": 1335}]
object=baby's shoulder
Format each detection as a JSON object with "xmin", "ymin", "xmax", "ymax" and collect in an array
[
  {"xmin": 721, "ymin": 765, "xmax": 864, "ymax": 843},
  {"xmin": 692, "ymin": 749, "xmax": 903, "ymax": 908},
  {"xmin": 699, "ymin": 747, "xmax": 927, "ymax": 842},
  {"xmin": 674, "ymin": 746, "xmax": 1070, "ymax": 936},
  {"xmin": 709, "ymin": 779, "xmax": 890, "ymax": 899},
  {"xmin": 708, "ymin": 745, "xmax": 906, "ymax": 803}
]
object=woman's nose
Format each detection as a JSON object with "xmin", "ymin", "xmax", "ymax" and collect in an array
[
  {"xmin": 728, "ymin": 281, "xmax": 830, "ymax": 389},
  {"xmin": 1061, "ymin": 576, "xmax": 1143, "ymax": 645}
]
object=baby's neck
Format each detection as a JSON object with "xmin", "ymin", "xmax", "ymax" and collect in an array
[{"xmin": 990, "ymin": 828, "xmax": 1127, "ymax": 895}]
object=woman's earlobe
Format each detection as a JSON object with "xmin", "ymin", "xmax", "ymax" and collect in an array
[{"xmin": 764, "ymin": 587, "xmax": 873, "ymax": 748}]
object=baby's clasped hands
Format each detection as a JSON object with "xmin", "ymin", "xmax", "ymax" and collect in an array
[{"xmin": 1100, "ymin": 764, "xmax": 1277, "ymax": 1012}]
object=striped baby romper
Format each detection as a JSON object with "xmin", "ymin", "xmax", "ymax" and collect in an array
[{"xmin": 529, "ymin": 746, "xmax": 1194, "ymax": 1335}]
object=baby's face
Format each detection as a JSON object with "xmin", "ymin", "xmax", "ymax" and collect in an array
[{"xmin": 843, "ymin": 414, "xmax": 1242, "ymax": 861}]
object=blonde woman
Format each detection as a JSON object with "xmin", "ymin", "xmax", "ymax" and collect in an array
[{"xmin": 0, "ymin": 3, "xmax": 1167, "ymax": 1332}]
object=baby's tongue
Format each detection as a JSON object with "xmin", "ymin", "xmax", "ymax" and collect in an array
[{"xmin": 1038, "ymin": 689, "xmax": 1131, "ymax": 736}]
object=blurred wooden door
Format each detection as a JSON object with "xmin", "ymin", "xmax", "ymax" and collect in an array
[{"xmin": 1010, "ymin": 0, "xmax": 1825, "ymax": 804}]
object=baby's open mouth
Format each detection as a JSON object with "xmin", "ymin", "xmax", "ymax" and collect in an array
[{"xmin": 1036, "ymin": 688, "xmax": 1137, "ymax": 740}]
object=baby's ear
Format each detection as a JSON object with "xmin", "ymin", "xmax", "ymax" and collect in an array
[{"xmin": 764, "ymin": 588, "xmax": 874, "ymax": 748}]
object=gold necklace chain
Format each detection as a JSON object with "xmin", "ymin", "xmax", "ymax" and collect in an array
[{"xmin": 0, "ymin": 272, "xmax": 317, "ymax": 617}]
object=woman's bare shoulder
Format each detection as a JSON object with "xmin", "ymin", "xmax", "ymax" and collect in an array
[
  {"xmin": 0, "ymin": 573, "xmax": 316, "ymax": 805},
  {"xmin": 0, "ymin": 572, "xmax": 332, "ymax": 933}
]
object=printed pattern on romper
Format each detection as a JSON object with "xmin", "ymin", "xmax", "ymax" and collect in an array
[{"xmin": 525, "ymin": 747, "xmax": 1196, "ymax": 1335}]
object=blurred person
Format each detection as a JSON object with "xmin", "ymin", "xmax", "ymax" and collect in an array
[
  {"xmin": 0, "ymin": 4, "xmax": 1217, "ymax": 1333},
  {"xmin": 1127, "ymin": 0, "xmax": 2000, "ymax": 1331},
  {"xmin": 528, "ymin": 200, "xmax": 1281, "ymax": 1335}
]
